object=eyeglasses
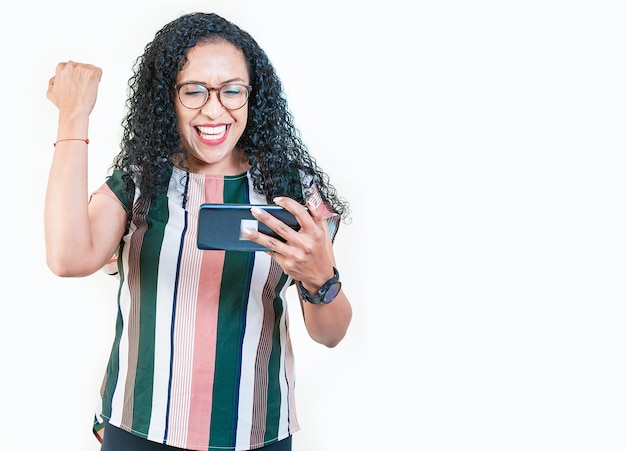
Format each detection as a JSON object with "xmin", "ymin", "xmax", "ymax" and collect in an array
[{"xmin": 176, "ymin": 82, "xmax": 252, "ymax": 111}]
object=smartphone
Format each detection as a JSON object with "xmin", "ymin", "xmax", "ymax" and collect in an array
[{"xmin": 197, "ymin": 203, "xmax": 301, "ymax": 251}]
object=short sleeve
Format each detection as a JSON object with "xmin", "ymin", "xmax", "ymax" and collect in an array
[{"xmin": 90, "ymin": 169, "xmax": 135, "ymax": 216}]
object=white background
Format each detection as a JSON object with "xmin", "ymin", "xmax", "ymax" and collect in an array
[{"xmin": 1, "ymin": 1, "xmax": 626, "ymax": 450}]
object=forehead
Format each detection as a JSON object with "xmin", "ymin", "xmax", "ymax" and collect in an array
[{"xmin": 177, "ymin": 40, "xmax": 249, "ymax": 83}]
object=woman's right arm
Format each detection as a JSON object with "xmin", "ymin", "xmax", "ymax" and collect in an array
[{"xmin": 45, "ymin": 61, "xmax": 127, "ymax": 277}]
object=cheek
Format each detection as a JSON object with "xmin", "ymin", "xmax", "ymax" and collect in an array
[
  {"xmin": 235, "ymin": 108, "xmax": 249, "ymax": 127},
  {"xmin": 174, "ymin": 106, "xmax": 193, "ymax": 132}
]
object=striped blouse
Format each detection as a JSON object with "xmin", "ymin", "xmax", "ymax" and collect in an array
[{"xmin": 91, "ymin": 166, "xmax": 339, "ymax": 450}]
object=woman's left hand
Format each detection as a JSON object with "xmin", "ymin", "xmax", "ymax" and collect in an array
[
  {"xmin": 243, "ymin": 196, "xmax": 352, "ymax": 347},
  {"xmin": 242, "ymin": 196, "xmax": 336, "ymax": 293}
]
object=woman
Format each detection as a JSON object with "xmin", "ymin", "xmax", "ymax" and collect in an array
[{"xmin": 45, "ymin": 12, "xmax": 352, "ymax": 451}]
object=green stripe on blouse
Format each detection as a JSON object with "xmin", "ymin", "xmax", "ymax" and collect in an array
[{"xmin": 132, "ymin": 185, "xmax": 171, "ymax": 434}]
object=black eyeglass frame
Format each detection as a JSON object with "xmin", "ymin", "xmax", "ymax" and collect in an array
[{"xmin": 175, "ymin": 82, "xmax": 253, "ymax": 111}]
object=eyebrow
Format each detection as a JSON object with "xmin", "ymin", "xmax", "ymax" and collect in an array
[{"xmin": 178, "ymin": 77, "xmax": 247, "ymax": 87}]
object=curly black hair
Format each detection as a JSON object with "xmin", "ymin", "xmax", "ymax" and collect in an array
[{"xmin": 112, "ymin": 12, "xmax": 349, "ymax": 220}]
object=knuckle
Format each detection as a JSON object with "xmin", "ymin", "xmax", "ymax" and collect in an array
[
  {"xmin": 300, "ymin": 242, "xmax": 314, "ymax": 256},
  {"xmin": 274, "ymin": 222, "xmax": 291, "ymax": 236},
  {"xmin": 264, "ymin": 237, "xmax": 278, "ymax": 249}
]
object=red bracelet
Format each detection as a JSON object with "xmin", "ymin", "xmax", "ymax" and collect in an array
[{"xmin": 54, "ymin": 138, "xmax": 89, "ymax": 147}]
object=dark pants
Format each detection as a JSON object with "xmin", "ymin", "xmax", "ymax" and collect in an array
[{"xmin": 101, "ymin": 424, "xmax": 292, "ymax": 451}]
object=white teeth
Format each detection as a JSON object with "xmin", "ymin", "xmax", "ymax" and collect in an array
[{"xmin": 197, "ymin": 125, "xmax": 226, "ymax": 140}]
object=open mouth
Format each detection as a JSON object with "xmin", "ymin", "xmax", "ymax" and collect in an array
[{"xmin": 196, "ymin": 124, "xmax": 228, "ymax": 141}]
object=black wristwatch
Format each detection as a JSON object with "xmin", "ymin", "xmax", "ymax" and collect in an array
[{"xmin": 297, "ymin": 267, "xmax": 342, "ymax": 305}]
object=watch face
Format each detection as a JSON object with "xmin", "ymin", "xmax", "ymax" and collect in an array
[{"xmin": 323, "ymin": 282, "xmax": 342, "ymax": 303}]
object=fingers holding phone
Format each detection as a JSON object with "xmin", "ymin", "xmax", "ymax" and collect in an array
[{"xmin": 244, "ymin": 205, "xmax": 308, "ymax": 252}]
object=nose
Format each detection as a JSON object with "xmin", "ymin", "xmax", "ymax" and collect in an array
[{"xmin": 200, "ymin": 90, "xmax": 226, "ymax": 119}]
